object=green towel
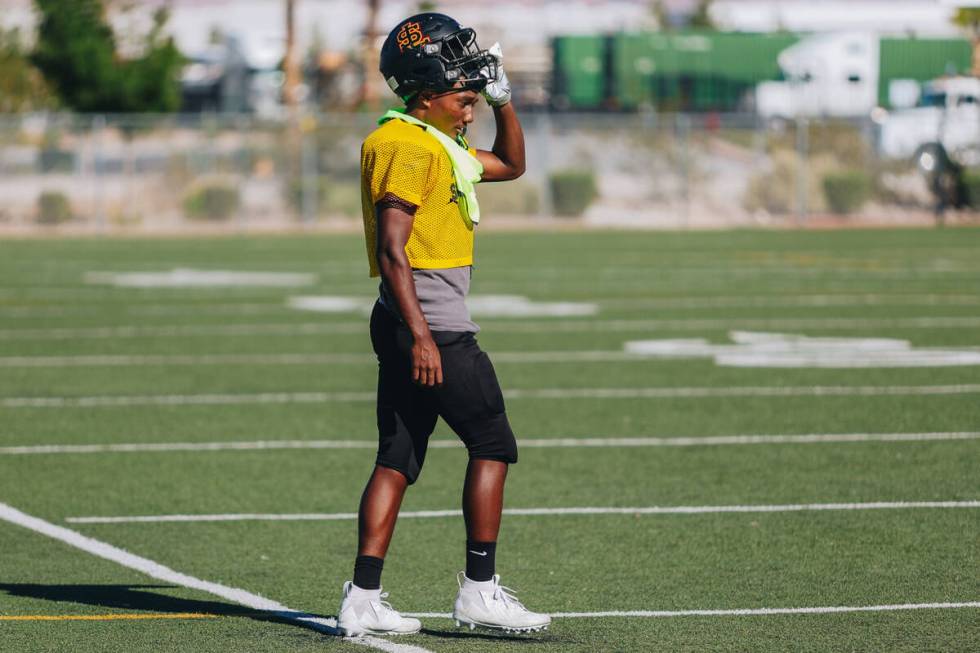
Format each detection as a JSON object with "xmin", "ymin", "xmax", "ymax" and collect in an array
[{"xmin": 379, "ymin": 109, "xmax": 484, "ymax": 225}]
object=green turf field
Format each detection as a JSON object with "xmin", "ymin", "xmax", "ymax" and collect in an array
[{"xmin": 1, "ymin": 228, "xmax": 978, "ymax": 652}]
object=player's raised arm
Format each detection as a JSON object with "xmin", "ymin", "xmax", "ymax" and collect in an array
[{"xmin": 474, "ymin": 44, "xmax": 526, "ymax": 182}]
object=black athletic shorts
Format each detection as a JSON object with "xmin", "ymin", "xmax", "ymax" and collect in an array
[{"xmin": 370, "ymin": 301, "xmax": 518, "ymax": 484}]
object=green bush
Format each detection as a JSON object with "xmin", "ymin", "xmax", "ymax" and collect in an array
[
  {"xmin": 36, "ymin": 191, "xmax": 72, "ymax": 224},
  {"xmin": 478, "ymin": 181, "xmax": 540, "ymax": 216},
  {"xmin": 286, "ymin": 176, "xmax": 362, "ymax": 219},
  {"xmin": 39, "ymin": 147, "xmax": 75, "ymax": 172},
  {"xmin": 183, "ymin": 182, "xmax": 239, "ymax": 221},
  {"xmin": 744, "ymin": 150, "xmax": 841, "ymax": 215},
  {"xmin": 549, "ymin": 170, "xmax": 597, "ymax": 217},
  {"xmin": 822, "ymin": 170, "xmax": 872, "ymax": 214},
  {"xmin": 960, "ymin": 168, "xmax": 980, "ymax": 209}
]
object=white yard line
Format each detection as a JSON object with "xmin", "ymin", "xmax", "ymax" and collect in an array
[
  {"xmin": 4, "ymin": 294, "xmax": 979, "ymax": 320},
  {"xmin": 494, "ymin": 317, "xmax": 980, "ymax": 333},
  {"xmin": 4, "ymin": 347, "xmax": 980, "ymax": 369},
  {"xmin": 4, "ymin": 384, "xmax": 980, "ymax": 409},
  {"xmin": 598, "ymin": 294, "xmax": 980, "ymax": 309},
  {"xmin": 502, "ymin": 384, "xmax": 980, "ymax": 399},
  {"xmin": 0, "ymin": 502, "xmax": 431, "ymax": 653},
  {"xmin": 2, "ymin": 431, "xmax": 978, "ymax": 456},
  {"xmin": 405, "ymin": 603, "xmax": 980, "ymax": 619},
  {"xmin": 0, "ymin": 351, "xmax": 637, "ymax": 368},
  {"xmin": 0, "ymin": 353, "xmax": 376, "ymax": 368},
  {"xmin": 2, "ymin": 316, "xmax": 980, "ymax": 340},
  {"xmin": 65, "ymin": 501, "xmax": 980, "ymax": 524},
  {"xmin": 0, "ymin": 323, "xmax": 364, "ymax": 341}
]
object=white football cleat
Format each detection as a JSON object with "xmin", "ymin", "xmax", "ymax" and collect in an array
[
  {"xmin": 337, "ymin": 581, "xmax": 422, "ymax": 637},
  {"xmin": 452, "ymin": 572, "xmax": 551, "ymax": 634}
]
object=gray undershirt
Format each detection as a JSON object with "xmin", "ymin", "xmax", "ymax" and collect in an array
[{"xmin": 379, "ymin": 266, "xmax": 480, "ymax": 334}]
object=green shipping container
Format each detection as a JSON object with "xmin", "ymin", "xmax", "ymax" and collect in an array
[
  {"xmin": 609, "ymin": 32, "xmax": 798, "ymax": 111},
  {"xmin": 553, "ymin": 32, "xmax": 974, "ymax": 112},
  {"xmin": 552, "ymin": 36, "xmax": 606, "ymax": 109},
  {"xmin": 878, "ymin": 38, "xmax": 973, "ymax": 107}
]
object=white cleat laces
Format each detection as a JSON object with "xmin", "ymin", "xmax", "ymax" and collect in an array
[
  {"xmin": 452, "ymin": 572, "xmax": 551, "ymax": 634},
  {"xmin": 337, "ymin": 581, "xmax": 422, "ymax": 637}
]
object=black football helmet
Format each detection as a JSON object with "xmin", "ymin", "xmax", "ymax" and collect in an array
[{"xmin": 379, "ymin": 13, "xmax": 495, "ymax": 101}]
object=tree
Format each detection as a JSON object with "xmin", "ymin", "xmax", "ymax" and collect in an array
[
  {"xmin": 651, "ymin": 0, "xmax": 717, "ymax": 31},
  {"xmin": 689, "ymin": 0, "xmax": 717, "ymax": 30},
  {"xmin": 0, "ymin": 28, "xmax": 56, "ymax": 112},
  {"xmin": 651, "ymin": 1, "xmax": 671, "ymax": 30},
  {"xmin": 953, "ymin": 7, "xmax": 980, "ymax": 75},
  {"xmin": 31, "ymin": 0, "xmax": 183, "ymax": 113}
]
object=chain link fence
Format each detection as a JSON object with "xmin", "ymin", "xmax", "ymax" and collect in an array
[{"xmin": 0, "ymin": 110, "xmax": 973, "ymax": 233}]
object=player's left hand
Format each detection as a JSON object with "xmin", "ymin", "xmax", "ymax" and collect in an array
[{"xmin": 480, "ymin": 42, "xmax": 511, "ymax": 107}]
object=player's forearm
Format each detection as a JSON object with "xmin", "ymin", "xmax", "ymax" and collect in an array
[
  {"xmin": 490, "ymin": 103, "xmax": 526, "ymax": 180},
  {"xmin": 377, "ymin": 250, "xmax": 431, "ymax": 340}
]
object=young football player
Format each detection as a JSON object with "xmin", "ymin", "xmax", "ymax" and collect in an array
[{"xmin": 337, "ymin": 12, "xmax": 551, "ymax": 638}]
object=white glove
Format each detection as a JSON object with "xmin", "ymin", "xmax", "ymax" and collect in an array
[{"xmin": 480, "ymin": 42, "xmax": 511, "ymax": 107}]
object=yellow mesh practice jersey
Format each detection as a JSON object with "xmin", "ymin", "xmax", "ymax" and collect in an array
[{"xmin": 361, "ymin": 119, "xmax": 477, "ymax": 277}]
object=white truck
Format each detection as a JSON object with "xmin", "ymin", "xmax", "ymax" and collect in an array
[
  {"xmin": 874, "ymin": 75, "xmax": 980, "ymax": 214},
  {"xmin": 874, "ymin": 75, "xmax": 980, "ymax": 164},
  {"xmin": 756, "ymin": 32, "xmax": 881, "ymax": 119}
]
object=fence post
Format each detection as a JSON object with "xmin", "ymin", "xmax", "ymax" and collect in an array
[
  {"xmin": 237, "ymin": 113, "xmax": 249, "ymax": 233},
  {"xmin": 676, "ymin": 112, "xmax": 691, "ymax": 228},
  {"xmin": 537, "ymin": 112, "xmax": 553, "ymax": 219},
  {"xmin": 93, "ymin": 115, "xmax": 106, "ymax": 234},
  {"xmin": 795, "ymin": 116, "xmax": 809, "ymax": 225},
  {"xmin": 301, "ymin": 112, "xmax": 318, "ymax": 225}
]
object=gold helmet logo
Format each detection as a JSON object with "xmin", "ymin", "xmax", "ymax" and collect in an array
[{"xmin": 396, "ymin": 21, "xmax": 431, "ymax": 52}]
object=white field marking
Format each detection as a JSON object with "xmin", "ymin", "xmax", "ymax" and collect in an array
[
  {"xmin": 0, "ymin": 353, "xmax": 377, "ymax": 368},
  {"xmin": 625, "ymin": 331, "xmax": 980, "ymax": 368},
  {"xmin": 288, "ymin": 296, "xmax": 370, "ymax": 313},
  {"xmin": 3, "ymin": 431, "xmax": 978, "ymax": 456},
  {"xmin": 128, "ymin": 304, "xmax": 289, "ymax": 317},
  {"xmin": 491, "ymin": 316, "xmax": 980, "ymax": 333},
  {"xmin": 64, "ymin": 501, "xmax": 980, "ymax": 524},
  {"xmin": 4, "ymin": 315, "xmax": 980, "ymax": 341},
  {"xmin": 6, "ymin": 294, "xmax": 978, "ymax": 320},
  {"xmin": 1, "ymin": 305, "xmax": 287, "ymax": 319},
  {"xmin": 501, "ymin": 384, "xmax": 980, "ymax": 400},
  {"xmin": 0, "ymin": 350, "xmax": 647, "ymax": 368},
  {"xmin": 0, "ymin": 502, "xmax": 431, "ymax": 653},
  {"xmin": 598, "ymin": 294, "xmax": 980, "ymax": 310},
  {"xmin": 466, "ymin": 295, "xmax": 598, "ymax": 317},
  {"xmin": 5, "ymin": 385, "xmax": 980, "ymax": 409},
  {"xmin": 404, "ymin": 603, "xmax": 980, "ymax": 619},
  {"xmin": 4, "ymin": 346, "xmax": 980, "ymax": 369},
  {"xmin": 0, "ymin": 323, "xmax": 364, "ymax": 341},
  {"xmin": 287, "ymin": 295, "xmax": 599, "ymax": 317},
  {"xmin": 84, "ymin": 269, "xmax": 316, "ymax": 288}
]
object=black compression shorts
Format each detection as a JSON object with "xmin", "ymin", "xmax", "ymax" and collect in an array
[{"xmin": 369, "ymin": 301, "xmax": 518, "ymax": 484}]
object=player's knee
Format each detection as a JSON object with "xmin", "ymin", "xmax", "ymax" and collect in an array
[
  {"xmin": 375, "ymin": 437, "xmax": 426, "ymax": 485},
  {"xmin": 375, "ymin": 460, "xmax": 421, "ymax": 485},
  {"xmin": 464, "ymin": 415, "xmax": 518, "ymax": 464}
]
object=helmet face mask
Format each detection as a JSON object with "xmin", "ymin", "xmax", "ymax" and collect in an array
[{"xmin": 381, "ymin": 14, "xmax": 494, "ymax": 102}]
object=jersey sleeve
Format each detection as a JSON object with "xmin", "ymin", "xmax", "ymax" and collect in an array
[{"xmin": 365, "ymin": 138, "xmax": 437, "ymax": 208}]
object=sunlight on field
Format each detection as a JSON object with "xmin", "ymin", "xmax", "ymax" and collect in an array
[{"xmin": 0, "ymin": 229, "xmax": 978, "ymax": 652}]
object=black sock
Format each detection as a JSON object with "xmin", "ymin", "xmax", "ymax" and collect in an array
[
  {"xmin": 465, "ymin": 540, "xmax": 496, "ymax": 582},
  {"xmin": 352, "ymin": 555, "xmax": 384, "ymax": 590}
]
